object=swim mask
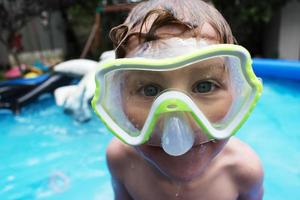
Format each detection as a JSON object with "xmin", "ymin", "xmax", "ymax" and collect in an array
[{"xmin": 92, "ymin": 38, "xmax": 263, "ymax": 156}]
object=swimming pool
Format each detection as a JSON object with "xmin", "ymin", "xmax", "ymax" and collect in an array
[{"xmin": 0, "ymin": 78, "xmax": 299, "ymax": 200}]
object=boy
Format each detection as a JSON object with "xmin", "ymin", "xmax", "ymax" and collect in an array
[{"xmin": 93, "ymin": 0, "xmax": 264, "ymax": 199}]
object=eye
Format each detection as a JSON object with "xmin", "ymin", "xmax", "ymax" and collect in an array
[
  {"xmin": 142, "ymin": 84, "xmax": 162, "ymax": 96},
  {"xmin": 193, "ymin": 81, "xmax": 217, "ymax": 93}
]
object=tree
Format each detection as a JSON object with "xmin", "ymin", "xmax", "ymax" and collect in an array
[
  {"xmin": 211, "ymin": 0, "xmax": 299, "ymax": 56},
  {"xmin": 0, "ymin": 0, "xmax": 83, "ymax": 71}
]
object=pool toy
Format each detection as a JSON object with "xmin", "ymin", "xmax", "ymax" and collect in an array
[
  {"xmin": 53, "ymin": 50, "xmax": 115, "ymax": 122},
  {"xmin": 0, "ymin": 73, "xmax": 73, "ymax": 113},
  {"xmin": 0, "ymin": 74, "xmax": 50, "ymax": 87},
  {"xmin": 92, "ymin": 38, "xmax": 263, "ymax": 156},
  {"xmin": 49, "ymin": 171, "xmax": 70, "ymax": 193},
  {"xmin": 53, "ymin": 59, "xmax": 98, "ymax": 122},
  {"xmin": 54, "ymin": 59, "xmax": 100, "ymax": 77},
  {"xmin": 4, "ymin": 65, "xmax": 25, "ymax": 79},
  {"xmin": 24, "ymin": 72, "xmax": 39, "ymax": 78}
]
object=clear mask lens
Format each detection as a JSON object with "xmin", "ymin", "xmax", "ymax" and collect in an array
[{"xmin": 94, "ymin": 53, "xmax": 257, "ymax": 154}]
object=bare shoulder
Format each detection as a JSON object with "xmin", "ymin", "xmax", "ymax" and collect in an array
[
  {"xmin": 106, "ymin": 138, "xmax": 136, "ymax": 200},
  {"xmin": 106, "ymin": 138, "xmax": 137, "ymax": 179},
  {"xmin": 223, "ymin": 137, "xmax": 264, "ymax": 196}
]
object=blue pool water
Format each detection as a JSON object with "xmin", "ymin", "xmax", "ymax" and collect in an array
[{"xmin": 0, "ymin": 78, "xmax": 299, "ymax": 200}]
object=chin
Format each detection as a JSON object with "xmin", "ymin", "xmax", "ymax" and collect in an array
[{"xmin": 136, "ymin": 140, "xmax": 227, "ymax": 182}]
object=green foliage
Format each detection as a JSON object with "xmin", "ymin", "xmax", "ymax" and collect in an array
[
  {"xmin": 211, "ymin": 0, "xmax": 296, "ymax": 55},
  {"xmin": 0, "ymin": 0, "xmax": 47, "ymax": 47},
  {"xmin": 0, "ymin": 70, "xmax": 4, "ymax": 81},
  {"xmin": 67, "ymin": 0, "xmax": 129, "ymax": 58},
  {"xmin": 66, "ymin": 0, "xmax": 300, "ymax": 57},
  {"xmin": 213, "ymin": 0, "xmax": 286, "ymax": 23},
  {"xmin": 67, "ymin": 1, "xmax": 98, "ymax": 43}
]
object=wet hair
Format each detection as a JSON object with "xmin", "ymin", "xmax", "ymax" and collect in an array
[{"xmin": 110, "ymin": 0, "xmax": 236, "ymax": 58}]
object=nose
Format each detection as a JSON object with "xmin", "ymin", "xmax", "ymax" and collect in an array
[{"xmin": 163, "ymin": 70, "xmax": 191, "ymax": 91}]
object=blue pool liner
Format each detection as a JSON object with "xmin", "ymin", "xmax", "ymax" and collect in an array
[
  {"xmin": 0, "ymin": 74, "xmax": 50, "ymax": 87},
  {"xmin": 253, "ymin": 58, "xmax": 300, "ymax": 81}
]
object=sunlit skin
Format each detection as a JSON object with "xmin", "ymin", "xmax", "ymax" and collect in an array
[{"xmin": 106, "ymin": 23, "xmax": 264, "ymax": 200}]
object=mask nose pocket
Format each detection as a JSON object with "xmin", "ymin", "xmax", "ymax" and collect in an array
[{"xmin": 161, "ymin": 112, "xmax": 195, "ymax": 156}]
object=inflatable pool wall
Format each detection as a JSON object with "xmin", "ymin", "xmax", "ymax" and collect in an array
[{"xmin": 252, "ymin": 58, "xmax": 300, "ymax": 81}]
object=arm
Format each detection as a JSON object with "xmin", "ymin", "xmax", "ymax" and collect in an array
[
  {"xmin": 236, "ymin": 147, "xmax": 264, "ymax": 200},
  {"xmin": 106, "ymin": 139, "xmax": 134, "ymax": 200},
  {"xmin": 111, "ymin": 176, "xmax": 133, "ymax": 200},
  {"xmin": 229, "ymin": 138, "xmax": 264, "ymax": 200},
  {"xmin": 237, "ymin": 181, "xmax": 263, "ymax": 200}
]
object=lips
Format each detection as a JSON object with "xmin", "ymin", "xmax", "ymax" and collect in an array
[{"xmin": 136, "ymin": 139, "xmax": 217, "ymax": 181}]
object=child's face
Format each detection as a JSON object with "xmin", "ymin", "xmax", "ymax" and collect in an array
[{"xmin": 123, "ymin": 23, "xmax": 231, "ymax": 181}]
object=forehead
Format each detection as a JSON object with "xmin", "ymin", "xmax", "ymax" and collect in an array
[
  {"xmin": 126, "ymin": 22, "xmax": 220, "ymax": 57},
  {"xmin": 134, "ymin": 11, "xmax": 219, "ymax": 39},
  {"xmin": 154, "ymin": 22, "xmax": 219, "ymax": 42}
]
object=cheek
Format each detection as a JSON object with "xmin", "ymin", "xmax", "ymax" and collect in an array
[
  {"xmin": 210, "ymin": 139, "xmax": 228, "ymax": 155},
  {"xmin": 123, "ymin": 98, "xmax": 148, "ymax": 130},
  {"xmin": 200, "ymin": 92, "xmax": 233, "ymax": 122}
]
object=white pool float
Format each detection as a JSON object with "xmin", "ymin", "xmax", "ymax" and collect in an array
[{"xmin": 54, "ymin": 50, "xmax": 115, "ymax": 122}]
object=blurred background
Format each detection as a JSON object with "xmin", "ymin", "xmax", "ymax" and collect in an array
[
  {"xmin": 0, "ymin": 1, "xmax": 299, "ymax": 200},
  {"xmin": 0, "ymin": 0, "xmax": 300, "ymax": 76}
]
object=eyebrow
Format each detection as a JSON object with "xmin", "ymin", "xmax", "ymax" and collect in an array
[
  {"xmin": 124, "ymin": 70, "xmax": 167, "ymax": 82},
  {"xmin": 182, "ymin": 59, "xmax": 227, "ymax": 80},
  {"xmin": 122, "ymin": 55, "xmax": 225, "ymax": 75},
  {"xmin": 124, "ymin": 62, "xmax": 226, "ymax": 82},
  {"xmin": 187, "ymin": 58, "xmax": 225, "ymax": 69}
]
